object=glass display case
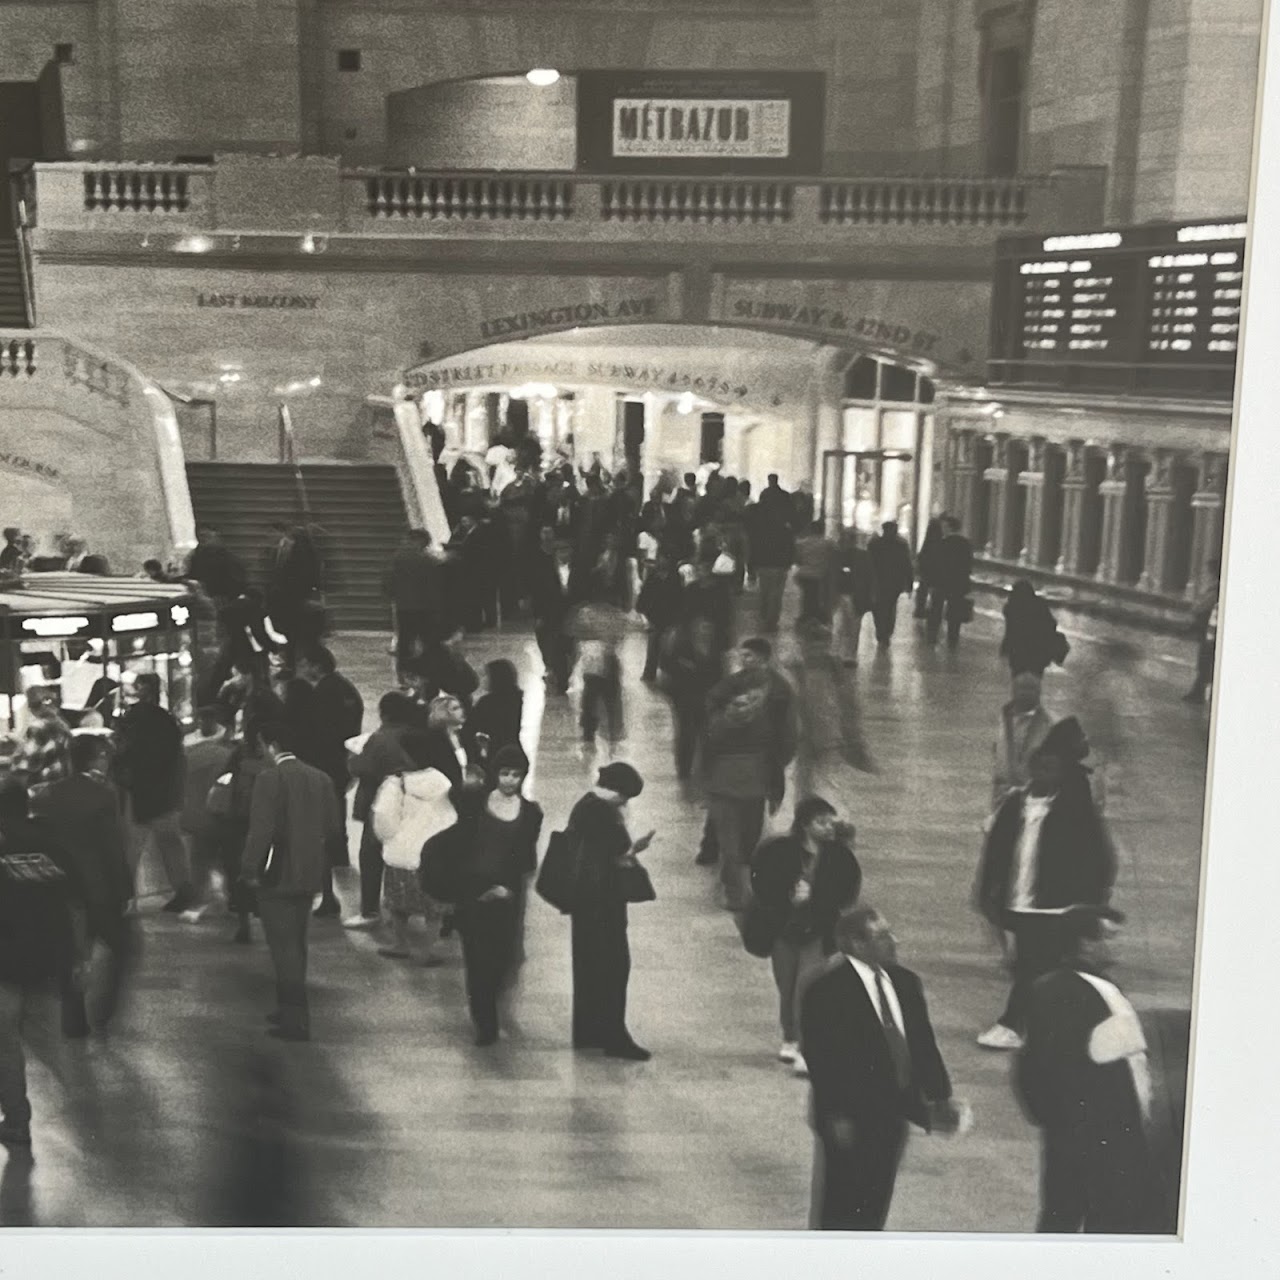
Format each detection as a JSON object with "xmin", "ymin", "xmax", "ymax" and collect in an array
[{"xmin": 0, "ymin": 573, "xmax": 196, "ymax": 736}]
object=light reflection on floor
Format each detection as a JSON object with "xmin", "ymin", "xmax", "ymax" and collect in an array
[{"xmin": 6, "ymin": 593, "xmax": 1207, "ymax": 1230}]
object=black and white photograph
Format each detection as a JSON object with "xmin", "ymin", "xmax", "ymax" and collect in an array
[{"xmin": 0, "ymin": 0, "xmax": 1274, "ymax": 1259}]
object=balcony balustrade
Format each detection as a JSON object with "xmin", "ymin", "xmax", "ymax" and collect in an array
[{"xmin": 24, "ymin": 160, "xmax": 1106, "ymax": 245}]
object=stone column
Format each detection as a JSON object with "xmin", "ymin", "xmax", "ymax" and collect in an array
[
  {"xmin": 1017, "ymin": 437, "xmax": 1048, "ymax": 566},
  {"xmin": 1095, "ymin": 445, "xmax": 1130, "ymax": 585},
  {"xmin": 1056, "ymin": 440, "xmax": 1088, "ymax": 576},
  {"xmin": 1138, "ymin": 448, "xmax": 1177, "ymax": 594},
  {"xmin": 1186, "ymin": 450, "xmax": 1228, "ymax": 598},
  {"xmin": 950, "ymin": 428, "xmax": 977, "ymax": 535},
  {"xmin": 982, "ymin": 434, "xmax": 1011, "ymax": 559}
]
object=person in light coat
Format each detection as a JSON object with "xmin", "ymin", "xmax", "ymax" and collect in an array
[{"xmin": 370, "ymin": 731, "xmax": 458, "ymax": 966}]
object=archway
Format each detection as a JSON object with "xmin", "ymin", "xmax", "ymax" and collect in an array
[{"xmin": 398, "ymin": 323, "xmax": 949, "ymax": 548}]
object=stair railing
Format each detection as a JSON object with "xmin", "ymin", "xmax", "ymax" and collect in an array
[
  {"xmin": 277, "ymin": 403, "xmax": 312, "ymax": 519},
  {"xmin": 8, "ymin": 163, "xmax": 37, "ymax": 328}
]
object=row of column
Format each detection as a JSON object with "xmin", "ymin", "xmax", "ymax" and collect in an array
[{"xmin": 945, "ymin": 429, "xmax": 1227, "ymax": 600}]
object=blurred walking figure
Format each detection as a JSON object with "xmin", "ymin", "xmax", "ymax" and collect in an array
[
  {"xmin": 660, "ymin": 614, "xmax": 723, "ymax": 786},
  {"xmin": 344, "ymin": 692, "xmax": 417, "ymax": 930},
  {"xmin": 913, "ymin": 516, "xmax": 944, "ymax": 620},
  {"xmin": 463, "ymin": 659, "xmax": 525, "ymax": 770},
  {"xmin": 529, "ymin": 527, "xmax": 574, "ymax": 695},
  {"xmin": 704, "ymin": 644, "xmax": 796, "ymax": 913},
  {"xmin": 241, "ymin": 720, "xmax": 345, "ymax": 1041},
  {"xmin": 1015, "ymin": 906, "xmax": 1171, "ymax": 1233},
  {"xmin": 178, "ymin": 706, "xmax": 235, "ymax": 923},
  {"xmin": 1000, "ymin": 581, "xmax": 1070, "ymax": 677},
  {"xmin": 13, "ymin": 686, "xmax": 72, "ymax": 795},
  {"xmin": 832, "ymin": 527, "xmax": 877, "ymax": 667},
  {"xmin": 867, "ymin": 521, "xmax": 914, "ymax": 650},
  {"xmin": 34, "ymin": 736, "xmax": 137, "ymax": 1037},
  {"xmin": 1183, "ymin": 558, "xmax": 1220, "ymax": 704},
  {"xmin": 116, "ymin": 673, "xmax": 193, "ymax": 913},
  {"xmin": 572, "ymin": 601, "xmax": 627, "ymax": 752},
  {"xmin": 385, "ymin": 530, "xmax": 443, "ymax": 679},
  {"xmin": 793, "ymin": 522, "xmax": 839, "ymax": 625},
  {"xmin": 0, "ymin": 778, "xmax": 79, "ymax": 1147},
  {"xmin": 975, "ymin": 718, "xmax": 1116, "ymax": 1051},
  {"xmin": 991, "ymin": 672, "xmax": 1054, "ymax": 812},
  {"xmin": 636, "ymin": 554, "xmax": 683, "ymax": 683},
  {"xmin": 749, "ymin": 797, "xmax": 861, "ymax": 1076}
]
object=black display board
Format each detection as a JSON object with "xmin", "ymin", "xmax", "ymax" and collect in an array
[
  {"xmin": 990, "ymin": 219, "xmax": 1246, "ymax": 396},
  {"xmin": 576, "ymin": 70, "xmax": 825, "ymax": 175}
]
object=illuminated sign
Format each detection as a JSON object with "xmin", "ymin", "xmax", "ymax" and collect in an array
[
  {"xmin": 22, "ymin": 616, "xmax": 89, "ymax": 638},
  {"xmin": 577, "ymin": 70, "xmax": 824, "ymax": 175},
  {"xmin": 1042, "ymin": 232, "xmax": 1123, "ymax": 252},
  {"xmin": 1177, "ymin": 222, "xmax": 1247, "ymax": 243},
  {"xmin": 612, "ymin": 98, "xmax": 791, "ymax": 159},
  {"xmin": 111, "ymin": 611, "xmax": 160, "ymax": 633},
  {"xmin": 170, "ymin": 604, "xmax": 190, "ymax": 626}
]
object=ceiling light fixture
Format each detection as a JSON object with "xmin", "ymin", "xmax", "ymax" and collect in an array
[{"xmin": 526, "ymin": 68, "xmax": 560, "ymax": 87}]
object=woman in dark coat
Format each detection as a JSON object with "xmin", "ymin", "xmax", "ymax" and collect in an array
[
  {"xmin": 567, "ymin": 762, "xmax": 653, "ymax": 1061},
  {"xmin": 913, "ymin": 517, "xmax": 944, "ymax": 619},
  {"xmin": 449, "ymin": 744, "xmax": 543, "ymax": 1045},
  {"xmin": 1000, "ymin": 580, "xmax": 1069, "ymax": 677},
  {"xmin": 749, "ymin": 796, "xmax": 861, "ymax": 1071}
]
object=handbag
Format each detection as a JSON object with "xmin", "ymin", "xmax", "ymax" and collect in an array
[
  {"xmin": 535, "ymin": 827, "xmax": 583, "ymax": 914},
  {"xmin": 957, "ymin": 596, "xmax": 975, "ymax": 624},
  {"xmin": 419, "ymin": 826, "xmax": 463, "ymax": 903},
  {"xmin": 618, "ymin": 857, "xmax": 656, "ymax": 905},
  {"xmin": 740, "ymin": 898, "xmax": 785, "ymax": 958}
]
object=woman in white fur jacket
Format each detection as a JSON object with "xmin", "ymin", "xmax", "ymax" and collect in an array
[{"xmin": 371, "ymin": 731, "xmax": 457, "ymax": 965}]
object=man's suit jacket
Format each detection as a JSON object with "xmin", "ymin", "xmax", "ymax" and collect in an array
[
  {"xmin": 801, "ymin": 960, "xmax": 951, "ymax": 1136},
  {"xmin": 243, "ymin": 755, "xmax": 344, "ymax": 898},
  {"xmin": 32, "ymin": 773, "xmax": 133, "ymax": 913}
]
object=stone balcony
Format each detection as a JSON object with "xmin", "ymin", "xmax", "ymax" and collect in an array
[{"xmin": 21, "ymin": 156, "xmax": 1108, "ymax": 256}]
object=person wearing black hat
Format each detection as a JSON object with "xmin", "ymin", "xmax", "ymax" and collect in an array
[
  {"xmin": 975, "ymin": 717, "xmax": 1116, "ymax": 1050},
  {"xmin": 449, "ymin": 744, "xmax": 543, "ymax": 1046},
  {"xmin": 566, "ymin": 762, "xmax": 653, "ymax": 1060},
  {"xmin": 1015, "ymin": 906, "xmax": 1171, "ymax": 1233}
]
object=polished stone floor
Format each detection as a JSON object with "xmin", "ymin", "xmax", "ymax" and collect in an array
[{"xmin": 2, "ymin": 588, "xmax": 1210, "ymax": 1230}]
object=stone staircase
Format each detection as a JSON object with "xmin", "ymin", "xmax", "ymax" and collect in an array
[{"xmin": 185, "ymin": 461, "xmax": 408, "ymax": 630}]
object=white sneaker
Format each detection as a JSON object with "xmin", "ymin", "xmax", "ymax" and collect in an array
[
  {"xmin": 792, "ymin": 1054, "xmax": 810, "ymax": 1078},
  {"xmin": 342, "ymin": 914, "xmax": 379, "ymax": 931},
  {"xmin": 977, "ymin": 1023, "xmax": 1025, "ymax": 1051},
  {"xmin": 778, "ymin": 1041, "xmax": 800, "ymax": 1063},
  {"xmin": 178, "ymin": 906, "xmax": 207, "ymax": 924}
]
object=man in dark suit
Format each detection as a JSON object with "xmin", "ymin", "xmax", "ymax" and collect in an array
[
  {"xmin": 1015, "ymin": 906, "xmax": 1171, "ymax": 1233},
  {"xmin": 867, "ymin": 521, "xmax": 914, "ymax": 650},
  {"xmin": 295, "ymin": 645, "xmax": 363, "ymax": 918},
  {"xmin": 801, "ymin": 906, "xmax": 960, "ymax": 1230},
  {"xmin": 241, "ymin": 720, "xmax": 345, "ymax": 1041},
  {"xmin": 927, "ymin": 516, "xmax": 974, "ymax": 650},
  {"xmin": 33, "ymin": 735, "xmax": 137, "ymax": 1036},
  {"xmin": 975, "ymin": 717, "xmax": 1115, "ymax": 1050}
]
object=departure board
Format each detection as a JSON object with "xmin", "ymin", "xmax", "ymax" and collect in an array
[
  {"xmin": 1144, "ymin": 246, "xmax": 1244, "ymax": 361},
  {"xmin": 991, "ymin": 219, "xmax": 1247, "ymax": 394}
]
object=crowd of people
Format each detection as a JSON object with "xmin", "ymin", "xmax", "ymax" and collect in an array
[{"xmin": 0, "ymin": 450, "xmax": 1181, "ymax": 1235}]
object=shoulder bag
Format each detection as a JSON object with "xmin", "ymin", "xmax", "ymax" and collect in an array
[{"xmin": 535, "ymin": 826, "xmax": 584, "ymax": 914}]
